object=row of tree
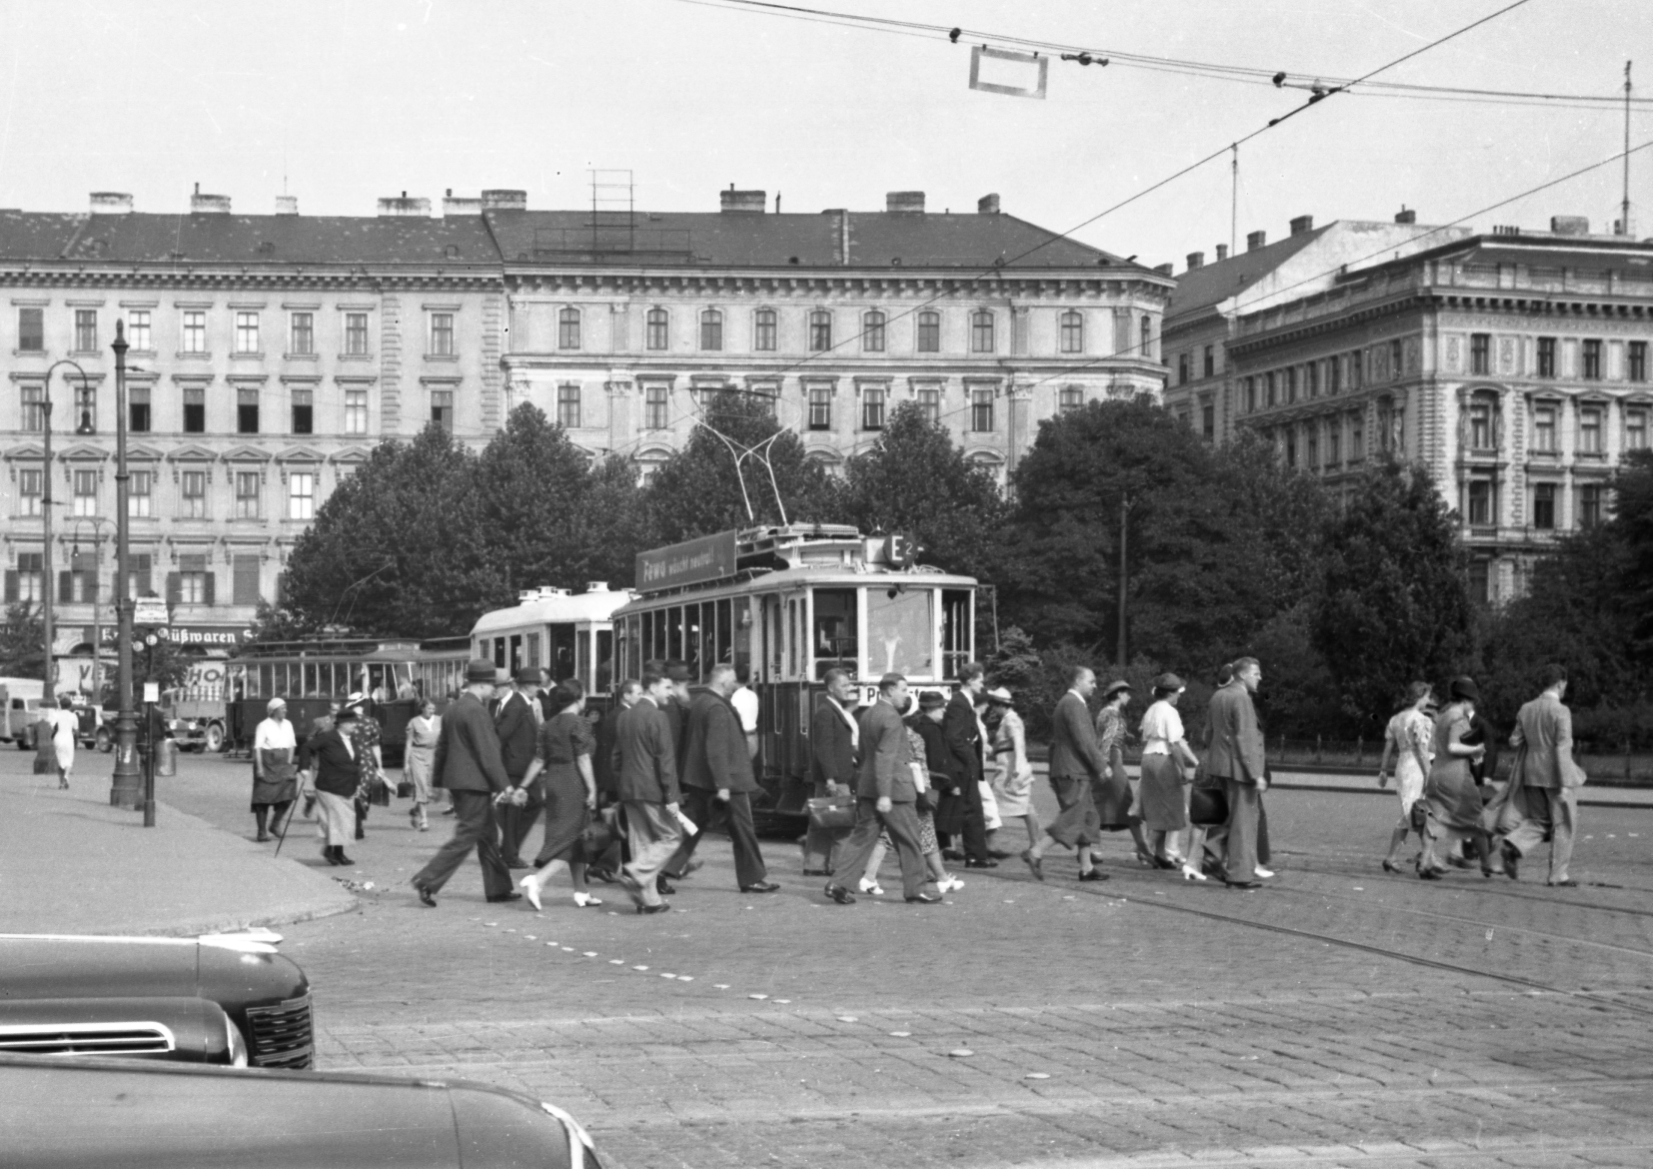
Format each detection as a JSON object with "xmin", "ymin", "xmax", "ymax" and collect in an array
[{"xmin": 267, "ymin": 391, "xmax": 1653, "ymax": 749}]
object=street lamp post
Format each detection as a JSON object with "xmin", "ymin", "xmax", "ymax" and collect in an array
[
  {"xmin": 70, "ymin": 515, "xmax": 113, "ymax": 700},
  {"xmin": 39, "ymin": 360, "xmax": 92, "ymax": 698},
  {"xmin": 107, "ymin": 322, "xmax": 143, "ymax": 815}
]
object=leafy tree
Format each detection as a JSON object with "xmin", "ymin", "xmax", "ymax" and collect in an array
[
  {"xmin": 0, "ymin": 602, "xmax": 46, "ymax": 679},
  {"xmin": 841, "ymin": 402, "xmax": 1009, "ymax": 581},
  {"xmin": 1312, "ymin": 459, "xmax": 1473, "ymax": 732}
]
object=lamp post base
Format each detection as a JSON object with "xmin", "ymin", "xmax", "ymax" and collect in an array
[{"xmin": 108, "ymin": 710, "xmax": 143, "ymax": 811}]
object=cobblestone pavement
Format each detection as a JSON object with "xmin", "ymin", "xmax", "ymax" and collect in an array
[{"xmin": 159, "ymin": 758, "xmax": 1653, "ymax": 1168}]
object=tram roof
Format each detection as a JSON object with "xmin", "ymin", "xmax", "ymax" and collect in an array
[
  {"xmin": 614, "ymin": 565, "xmax": 977, "ymax": 613},
  {"xmin": 470, "ymin": 586, "xmax": 636, "ymax": 636}
]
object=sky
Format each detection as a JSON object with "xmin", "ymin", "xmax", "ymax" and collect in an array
[{"xmin": 0, "ymin": 0, "xmax": 1645, "ymax": 268}]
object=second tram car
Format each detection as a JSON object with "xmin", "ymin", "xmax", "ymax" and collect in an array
[
  {"xmin": 469, "ymin": 584, "xmax": 633, "ymax": 697},
  {"xmin": 614, "ymin": 525, "xmax": 976, "ymax": 831}
]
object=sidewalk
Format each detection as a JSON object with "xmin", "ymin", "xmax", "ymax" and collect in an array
[{"xmin": 0, "ymin": 751, "xmax": 356, "ymax": 936}]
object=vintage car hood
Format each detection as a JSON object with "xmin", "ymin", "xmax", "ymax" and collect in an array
[{"xmin": 0, "ymin": 934, "xmax": 307, "ymax": 1007}]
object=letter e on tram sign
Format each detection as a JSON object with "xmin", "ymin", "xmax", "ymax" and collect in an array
[{"xmin": 636, "ymin": 531, "xmax": 738, "ymax": 593}]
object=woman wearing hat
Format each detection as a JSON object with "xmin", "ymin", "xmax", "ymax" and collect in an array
[
  {"xmin": 298, "ymin": 703, "xmax": 363, "ymax": 866},
  {"xmin": 985, "ymin": 687, "xmax": 1042, "ymax": 855},
  {"xmin": 1138, "ymin": 674, "xmax": 1198, "ymax": 871},
  {"xmin": 346, "ymin": 695, "xmax": 386, "ymax": 841},
  {"xmin": 1093, "ymin": 681, "xmax": 1156, "ymax": 868},
  {"xmin": 1418, "ymin": 676, "xmax": 1490, "ymax": 879},
  {"xmin": 251, "ymin": 698, "xmax": 299, "ymax": 843}
]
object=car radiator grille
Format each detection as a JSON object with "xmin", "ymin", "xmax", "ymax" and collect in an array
[
  {"xmin": 0, "ymin": 1023, "xmax": 174, "ymax": 1056},
  {"xmin": 243, "ymin": 995, "xmax": 313, "ymax": 1068}
]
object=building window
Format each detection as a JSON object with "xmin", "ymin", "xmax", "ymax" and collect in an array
[
  {"xmin": 1328, "ymin": 356, "xmax": 1342, "ymax": 395},
  {"xmin": 808, "ymin": 385, "xmax": 831, "ymax": 430},
  {"xmin": 1243, "ymin": 377, "xmax": 1256, "ymax": 413},
  {"xmin": 74, "ymin": 309, "xmax": 97, "ymax": 352},
  {"xmin": 233, "ymin": 554, "xmax": 261, "ymax": 607},
  {"xmin": 1349, "ymin": 412, "xmax": 1364, "ymax": 459},
  {"xmin": 288, "ymin": 473, "xmax": 315, "ymax": 520},
  {"xmin": 754, "ymin": 308, "xmax": 777, "ymax": 351},
  {"xmin": 559, "ymin": 307, "xmax": 581, "ymax": 350},
  {"xmin": 862, "ymin": 385, "xmax": 885, "ymax": 431},
  {"xmin": 12, "ymin": 552, "xmax": 43, "ymax": 603},
  {"xmin": 1350, "ymin": 350, "xmax": 1364, "ymax": 389},
  {"xmin": 918, "ymin": 385, "xmax": 941, "ymax": 423},
  {"xmin": 696, "ymin": 309, "xmax": 722, "ymax": 352},
  {"xmin": 18, "ymin": 307, "xmax": 43, "ymax": 352},
  {"xmin": 1177, "ymin": 353, "xmax": 1190, "ymax": 385},
  {"xmin": 1059, "ymin": 385, "xmax": 1083, "ymax": 414},
  {"xmin": 1579, "ymin": 483, "xmax": 1603, "ymax": 529},
  {"xmin": 809, "ymin": 310, "xmax": 832, "ymax": 352},
  {"xmin": 177, "ymin": 554, "xmax": 210, "ymax": 605},
  {"xmin": 1326, "ymin": 423, "xmax": 1340, "ymax": 465},
  {"xmin": 646, "ymin": 308, "xmax": 669, "ymax": 350},
  {"xmin": 917, "ymin": 311, "xmax": 940, "ymax": 353},
  {"xmin": 862, "ymin": 310, "xmax": 886, "ymax": 353},
  {"xmin": 71, "ymin": 468, "xmax": 97, "ymax": 517},
  {"xmin": 182, "ymin": 311, "xmax": 207, "ymax": 354},
  {"xmin": 181, "ymin": 470, "xmax": 208, "ymax": 519},
  {"xmin": 429, "ymin": 312, "xmax": 455, "ymax": 357},
  {"xmin": 556, "ymin": 383, "xmax": 581, "ymax": 429},
  {"xmin": 1140, "ymin": 315, "xmax": 1153, "ymax": 361},
  {"xmin": 644, "ymin": 385, "xmax": 668, "ymax": 430},
  {"xmin": 129, "ymin": 383, "xmax": 152, "ymax": 433},
  {"xmin": 289, "ymin": 312, "xmax": 314, "ymax": 355},
  {"xmin": 1306, "ymin": 426, "xmax": 1319, "ymax": 469},
  {"xmin": 344, "ymin": 312, "xmax": 369, "ymax": 355},
  {"xmin": 127, "ymin": 310, "xmax": 151, "ymax": 351},
  {"xmin": 971, "ymin": 310, "xmax": 994, "ymax": 354},
  {"xmin": 431, "ymin": 390, "xmax": 454, "ymax": 433},
  {"xmin": 1532, "ymin": 404, "xmax": 1557, "ymax": 453},
  {"xmin": 1580, "ymin": 406, "xmax": 1604, "ymax": 454},
  {"xmin": 1628, "ymin": 409, "xmax": 1649, "ymax": 450},
  {"xmin": 74, "ymin": 382, "xmax": 95, "ymax": 434},
  {"xmin": 1061, "ymin": 311, "xmax": 1084, "ymax": 354},
  {"xmin": 18, "ymin": 468, "xmax": 41, "ymax": 516},
  {"xmin": 1468, "ymin": 480, "xmax": 1492, "ymax": 526},
  {"xmin": 234, "ymin": 312, "xmax": 259, "ymax": 354},
  {"xmin": 1469, "ymin": 400, "xmax": 1493, "ymax": 450},
  {"xmin": 1532, "ymin": 483, "xmax": 1557, "ymax": 530},
  {"xmin": 1389, "ymin": 339, "xmax": 1403, "ymax": 380},
  {"xmin": 124, "ymin": 552, "xmax": 153, "ymax": 601},
  {"xmin": 1203, "ymin": 345, "xmax": 1215, "ymax": 378},
  {"xmin": 235, "ymin": 471, "xmax": 261, "ymax": 519},
  {"xmin": 291, "ymin": 388, "xmax": 313, "ymax": 435},
  {"xmin": 1306, "ymin": 362, "xmax": 1319, "ymax": 398},
  {"xmin": 183, "ymin": 386, "xmax": 205, "ymax": 433},
  {"xmin": 1537, "ymin": 336, "xmax": 1557, "ymax": 378},
  {"xmin": 1284, "ymin": 428, "xmax": 1298, "ymax": 468},
  {"xmin": 129, "ymin": 470, "xmax": 152, "ymax": 518},
  {"xmin": 1630, "ymin": 341, "xmax": 1648, "ymax": 383},
  {"xmin": 1468, "ymin": 560, "xmax": 1490, "ymax": 605},
  {"xmin": 1286, "ymin": 367, "xmax": 1298, "ymax": 403},
  {"xmin": 1471, "ymin": 333, "xmax": 1490, "ymax": 374},
  {"xmin": 1201, "ymin": 402, "xmax": 1215, "ymax": 440},
  {"xmin": 344, "ymin": 388, "xmax": 368, "ymax": 435},
  {"xmin": 1266, "ymin": 372, "xmax": 1277, "ymax": 408},
  {"xmin": 1582, "ymin": 339, "xmax": 1603, "ymax": 380},
  {"xmin": 237, "ymin": 387, "xmax": 259, "ymax": 434},
  {"xmin": 971, "ymin": 388, "xmax": 994, "ymax": 432}
]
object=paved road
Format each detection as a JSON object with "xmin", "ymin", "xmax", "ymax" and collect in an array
[{"xmin": 158, "ymin": 755, "xmax": 1653, "ymax": 1169}]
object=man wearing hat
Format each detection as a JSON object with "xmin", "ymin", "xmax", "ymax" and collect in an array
[
  {"xmin": 612, "ymin": 670, "xmax": 683, "ymax": 913},
  {"xmin": 251, "ymin": 698, "xmax": 298, "ymax": 843},
  {"xmin": 1023, "ymin": 668, "xmax": 1118, "ymax": 881},
  {"xmin": 410, "ymin": 659, "xmax": 518, "ymax": 907},
  {"xmin": 298, "ymin": 702, "xmax": 363, "ymax": 867},
  {"xmin": 1205, "ymin": 657, "xmax": 1268, "ymax": 888},
  {"xmin": 496, "ymin": 665, "xmax": 545, "ymax": 868}
]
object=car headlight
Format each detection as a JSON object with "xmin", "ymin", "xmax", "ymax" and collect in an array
[
  {"xmin": 226, "ymin": 1015, "xmax": 248, "ymax": 1068},
  {"xmin": 539, "ymin": 1102, "xmax": 600, "ymax": 1169}
]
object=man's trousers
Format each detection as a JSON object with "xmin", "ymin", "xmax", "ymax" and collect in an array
[
  {"xmin": 665, "ymin": 788, "xmax": 769, "ymax": 888},
  {"xmin": 831, "ymin": 798, "xmax": 934, "ymax": 900},
  {"xmin": 1221, "ymin": 779, "xmax": 1261, "ymax": 884},
  {"xmin": 1501, "ymin": 786, "xmax": 1576, "ymax": 882},
  {"xmin": 412, "ymin": 790, "xmax": 514, "ymax": 898},
  {"xmin": 622, "ymin": 800, "xmax": 683, "ymax": 908}
]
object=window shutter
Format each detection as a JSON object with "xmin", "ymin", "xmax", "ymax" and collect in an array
[
  {"xmin": 84, "ymin": 571, "xmax": 98, "ymax": 602},
  {"xmin": 232, "ymin": 555, "xmax": 260, "ymax": 606},
  {"xmin": 4, "ymin": 571, "xmax": 17, "ymax": 603},
  {"xmin": 202, "ymin": 572, "xmax": 216, "ymax": 607},
  {"xmin": 58, "ymin": 571, "xmax": 73, "ymax": 603},
  {"xmin": 166, "ymin": 572, "xmax": 182, "ymax": 606},
  {"xmin": 135, "ymin": 554, "xmax": 153, "ymax": 597}
]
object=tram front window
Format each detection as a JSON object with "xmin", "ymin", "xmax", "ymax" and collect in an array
[
  {"xmin": 866, "ymin": 587, "xmax": 933, "ymax": 679},
  {"xmin": 813, "ymin": 588, "xmax": 858, "ymax": 680}
]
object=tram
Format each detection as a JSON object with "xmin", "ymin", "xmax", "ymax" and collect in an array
[
  {"xmin": 613, "ymin": 524, "xmax": 977, "ymax": 830},
  {"xmin": 469, "ymin": 583, "xmax": 633, "ymax": 696}
]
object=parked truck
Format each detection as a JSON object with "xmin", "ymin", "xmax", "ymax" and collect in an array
[{"xmin": 0, "ymin": 677, "xmax": 43, "ymax": 749}]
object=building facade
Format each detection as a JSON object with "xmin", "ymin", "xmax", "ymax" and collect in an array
[{"xmin": 2, "ymin": 187, "xmax": 1170, "ymax": 659}]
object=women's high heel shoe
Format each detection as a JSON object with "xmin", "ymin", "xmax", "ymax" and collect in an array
[
  {"xmin": 1382, "ymin": 860, "xmax": 1401, "ymax": 874},
  {"xmin": 1180, "ymin": 862, "xmax": 1208, "ymax": 882},
  {"xmin": 857, "ymin": 877, "xmax": 885, "ymax": 896},
  {"xmin": 572, "ymin": 891, "xmax": 602, "ymax": 908},
  {"xmin": 519, "ymin": 873, "xmax": 543, "ymax": 911}
]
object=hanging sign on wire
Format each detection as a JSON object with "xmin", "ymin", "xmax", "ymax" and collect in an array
[{"xmin": 969, "ymin": 45, "xmax": 1047, "ymax": 99}]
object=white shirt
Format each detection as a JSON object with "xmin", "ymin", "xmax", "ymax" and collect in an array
[
  {"xmin": 730, "ymin": 685, "xmax": 760, "ymax": 733},
  {"xmin": 254, "ymin": 717, "xmax": 297, "ymax": 753},
  {"xmin": 1139, "ymin": 700, "xmax": 1185, "ymax": 756}
]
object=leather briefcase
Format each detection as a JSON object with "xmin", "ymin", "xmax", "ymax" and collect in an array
[{"xmin": 806, "ymin": 795, "xmax": 855, "ymax": 831}]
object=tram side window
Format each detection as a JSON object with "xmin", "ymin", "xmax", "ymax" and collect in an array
[
  {"xmin": 492, "ymin": 637, "xmax": 507, "ymax": 669},
  {"xmin": 813, "ymin": 588, "xmax": 858, "ymax": 680},
  {"xmin": 667, "ymin": 606, "xmax": 686, "ymax": 666},
  {"xmin": 684, "ymin": 605, "xmax": 703, "ymax": 678},
  {"xmin": 942, "ymin": 589, "xmax": 972, "ymax": 681},
  {"xmin": 867, "ymin": 587, "xmax": 933, "ymax": 679},
  {"xmin": 788, "ymin": 597, "xmax": 802, "ymax": 678},
  {"xmin": 715, "ymin": 598, "xmax": 732, "ymax": 668},
  {"xmin": 548, "ymin": 623, "xmax": 576, "ymax": 682},
  {"xmin": 597, "ymin": 630, "xmax": 614, "ymax": 690}
]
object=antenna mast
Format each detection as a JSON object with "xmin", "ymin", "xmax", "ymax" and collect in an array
[
  {"xmin": 1623, "ymin": 61, "xmax": 1634, "ymax": 237},
  {"xmin": 1230, "ymin": 144, "xmax": 1239, "ymax": 256}
]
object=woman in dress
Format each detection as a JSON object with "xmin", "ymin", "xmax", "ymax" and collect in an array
[
  {"xmin": 251, "ymin": 699, "xmax": 299, "ymax": 842},
  {"xmin": 404, "ymin": 699, "xmax": 441, "ymax": 832},
  {"xmin": 347, "ymin": 698, "xmax": 385, "ymax": 841},
  {"xmin": 518, "ymin": 683, "xmax": 602, "ymax": 910},
  {"xmin": 1377, "ymin": 681, "xmax": 1434, "ymax": 873},
  {"xmin": 985, "ymin": 687, "xmax": 1041, "ymax": 853},
  {"xmin": 1093, "ymin": 683, "xmax": 1158, "ymax": 869},
  {"xmin": 1138, "ymin": 673, "xmax": 1199, "ymax": 870},
  {"xmin": 38, "ymin": 696, "xmax": 77, "ymax": 789},
  {"xmin": 1418, "ymin": 676, "xmax": 1490, "ymax": 879}
]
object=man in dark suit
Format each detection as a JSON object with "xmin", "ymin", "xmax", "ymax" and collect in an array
[
  {"xmin": 1022, "ymin": 666, "xmax": 1110, "ymax": 882},
  {"xmin": 1499, "ymin": 663, "xmax": 1585, "ymax": 885},
  {"xmin": 823, "ymin": 674, "xmax": 941, "ymax": 906},
  {"xmin": 612, "ymin": 671, "xmax": 682, "ymax": 914},
  {"xmin": 1206, "ymin": 657, "xmax": 1268, "ymax": 888},
  {"xmin": 804, "ymin": 668, "xmax": 858, "ymax": 876},
  {"xmin": 662, "ymin": 664, "xmax": 779, "ymax": 892},
  {"xmin": 297, "ymin": 704, "xmax": 361, "ymax": 867},
  {"xmin": 942, "ymin": 662, "xmax": 994, "ymax": 868},
  {"xmin": 410, "ymin": 659, "xmax": 518, "ymax": 908},
  {"xmin": 495, "ymin": 666, "xmax": 544, "ymax": 868}
]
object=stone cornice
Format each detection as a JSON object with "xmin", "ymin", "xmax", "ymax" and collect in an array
[
  {"xmin": 0, "ymin": 265, "xmax": 500, "ymax": 294},
  {"xmin": 503, "ymin": 270, "xmax": 1166, "ymax": 302}
]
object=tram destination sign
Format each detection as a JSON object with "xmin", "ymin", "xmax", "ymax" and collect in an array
[{"xmin": 637, "ymin": 531, "xmax": 738, "ymax": 593}]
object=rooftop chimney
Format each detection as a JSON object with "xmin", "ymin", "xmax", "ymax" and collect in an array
[
  {"xmin": 1215, "ymin": 243, "xmax": 1229, "ymax": 261},
  {"xmin": 89, "ymin": 192, "xmax": 132, "ymax": 215},
  {"xmin": 719, "ymin": 187, "xmax": 767, "ymax": 214},
  {"xmin": 274, "ymin": 195, "xmax": 298, "ymax": 216},
  {"xmin": 1186, "ymin": 251, "xmax": 1205, "ymax": 271},
  {"xmin": 1550, "ymin": 215, "xmax": 1590, "ymax": 236},
  {"xmin": 886, "ymin": 191, "xmax": 925, "ymax": 214},
  {"xmin": 378, "ymin": 192, "xmax": 431, "ymax": 217},
  {"xmin": 1153, "ymin": 262, "xmax": 1174, "ymax": 276},
  {"xmin": 977, "ymin": 193, "xmax": 1001, "ymax": 215},
  {"xmin": 1394, "ymin": 205, "xmax": 1416, "ymax": 225},
  {"xmin": 442, "ymin": 189, "xmax": 482, "ymax": 216},
  {"xmin": 190, "ymin": 183, "xmax": 231, "ymax": 215},
  {"xmin": 1289, "ymin": 214, "xmax": 1314, "ymax": 236},
  {"xmin": 481, "ymin": 189, "xmax": 528, "ymax": 211},
  {"xmin": 1246, "ymin": 229, "xmax": 1267, "ymax": 252}
]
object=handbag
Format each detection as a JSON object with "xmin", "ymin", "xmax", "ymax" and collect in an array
[
  {"xmin": 1189, "ymin": 784, "xmax": 1229, "ymax": 827},
  {"xmin": 1408, "ymin": 799, "xmax": 1429, "ymax": 832},
  {"xmin": 807, "ymin": 794, "xmax": 855, "ymax": 832},
  {"xmin": 395, "ymin": 779, "xmax": 415, "ymax": 799},
  {"xmin": 579, "ymin": 815, "xmax": 617, "ymax": 857}
]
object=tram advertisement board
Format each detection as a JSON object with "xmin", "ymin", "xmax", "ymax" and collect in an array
[{"xmin": 637, "ymin": 531, "xmax": 737, "ymax": 593}]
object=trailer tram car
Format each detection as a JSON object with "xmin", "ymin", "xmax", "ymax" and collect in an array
[
  {"xmin": 614, "ymin": 525, "xmax": 977, "ymax": 833},
  {"xmin": 469, "ymin": 584, "xmax": 634, "ymax": 701}
]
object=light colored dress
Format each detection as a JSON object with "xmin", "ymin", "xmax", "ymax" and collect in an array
[
  {"xmin": 1384, "ymin": 707, "xmax": 1433, "ymax": 815},
  {"xmin": 991, "ymin": 708, "xmax": 1034, "ymax": 818},
  {"xmin": 1137, "ymin": 700, "xmax": 1188, "ymax": 832},
  {"xmin": 48, "ymin": 708, "xmax": 77, "ymax": 773},
  {"xmin": 405, "ymin": 714, "xmax": 441, "ymax": 805},
  {"xmin": 1425, "ymin": 702, "xmax": 1486, "ymax": 841},
  {"xmin": 252, "ymin": 716, "xmax": 299, "ymax": 810}
]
